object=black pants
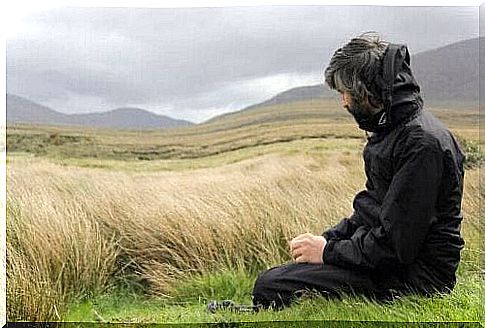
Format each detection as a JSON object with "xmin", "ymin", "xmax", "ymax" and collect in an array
[{"xmin": 252, "ymin": 262, "xmax": 409, "ymax": 309}]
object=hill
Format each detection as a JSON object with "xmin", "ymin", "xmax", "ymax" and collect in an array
[
  {"xmin": 412, "ymin": 37, "xmax": 479, "ymax": 106},
  {"xmin": 242, "ymin": 84, "xmax": 336, "ymax": 111},
  {"xmin": 6, "ymin": 94, "xmax": 194, "ymax": 129},
  {"xmin": 6, "ymin": 97, "xmax": 478, "ymax": 166}
]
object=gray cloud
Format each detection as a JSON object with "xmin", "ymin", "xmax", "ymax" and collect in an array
[{"xmin": 6, "ymin": 5, "xmax": 478, "ymax": 122}]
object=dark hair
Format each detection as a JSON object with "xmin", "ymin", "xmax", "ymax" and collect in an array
[{"xmin": 324, "ymin": 32, "xmax": 389, "ymax": 107}]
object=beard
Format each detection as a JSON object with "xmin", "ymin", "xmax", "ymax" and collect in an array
[{"xmin": 346, "ymin": 98, "xmax": 387, "ymax": 133}]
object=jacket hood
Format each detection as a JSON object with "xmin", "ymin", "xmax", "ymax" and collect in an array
[{"xmin": 375, "ymin": 44, "xmax": 423, "ymax": 133}]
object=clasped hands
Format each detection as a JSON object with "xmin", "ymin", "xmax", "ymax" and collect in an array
[{"xmin": 289, "ymin": 232, "xmax": 327, "ymax": 264}]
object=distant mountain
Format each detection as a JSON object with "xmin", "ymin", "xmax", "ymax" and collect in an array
[
  {"xmin": 411, "ymin": 37, "xmax": 479, "ymax": 107},
  {"xmin": 6, "ymin": 94, "xmax": 194, "ymax": 129},
  {"xmin": 7, "ymin": 94, "xmax": 72, "ymax": 125},
  {"xmin": 67, "ymin": 107, "xmax": 193, "ymax": 129},
  {"xmin": 212, "ymin": 37, "xmax": 479, "ymax": 122}
]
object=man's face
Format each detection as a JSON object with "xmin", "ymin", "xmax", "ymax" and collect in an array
[
  {"xmin": 340, "ymin": 91, "xmax": 383, "ymax": 132},
  {"xmin": 340, "ymin": 91, "xmax": 381, "ymax": 117}
]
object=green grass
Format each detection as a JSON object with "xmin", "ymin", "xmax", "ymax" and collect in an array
[{"xmin": 64, "ymin": 268, "xmax": 482, "ymax": 324}]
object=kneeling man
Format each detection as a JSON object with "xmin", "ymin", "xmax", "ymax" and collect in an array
[{"xmin": 252, "ymin": 32, "xmax": 465, "ymax": 309}]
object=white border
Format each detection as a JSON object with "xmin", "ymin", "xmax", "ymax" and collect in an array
[
  {"xmin": 1, "ymin": 0, "xmax": 484, "ymax": 10},
  {"xmin": 0, "ymin": 1, "xmax": 482, "ymax": 325}
]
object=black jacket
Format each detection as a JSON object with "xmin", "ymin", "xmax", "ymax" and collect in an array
[{"xmin": 322, "ymin": 57, "xmax": 465, "ymax": 293}]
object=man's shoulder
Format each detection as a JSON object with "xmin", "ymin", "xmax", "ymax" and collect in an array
[
  {"xmin": 402, "ymin": 109, "xmax": 450, "ymax": 137},
  {"xmin": 392, "ymin": 111, "xmax": 447, "ymax": 151},
  {"xmin": 369, "ymin": 109, "xmax": 452, "ymax": 151},
  {"xmin": 397, "ymin": 109, "xmax": 461, "ymax": 155}
]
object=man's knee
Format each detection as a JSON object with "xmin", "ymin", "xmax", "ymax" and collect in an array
[
  {"xmin": 252, "ymin": 268, "xmax": 277, "ymax": 305},
  {"xmin": 252, "ymin": 266, "xmax": 292, "ymax": 309}
]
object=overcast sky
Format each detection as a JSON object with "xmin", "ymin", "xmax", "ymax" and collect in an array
[{"xmin": 6, "ymin": 5, "xmax": 479, "ymax": 123}]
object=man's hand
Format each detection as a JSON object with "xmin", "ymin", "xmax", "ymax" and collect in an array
[{"xmin": 290, "ymin": 233, "xmax": 327, "ymax": 264}]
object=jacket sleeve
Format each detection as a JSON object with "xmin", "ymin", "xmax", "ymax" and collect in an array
[
  {"xmin": 323, "ymin": 131, "xmax": 444, "ymax": 269},
  {"xmin": 322, "ymin": 212, "xmax": 364, "ymax": 241}
]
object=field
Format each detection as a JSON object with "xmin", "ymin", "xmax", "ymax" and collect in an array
[{"xmin": 5, "ymin": 100, "xmax": 483, "ymax": 325}]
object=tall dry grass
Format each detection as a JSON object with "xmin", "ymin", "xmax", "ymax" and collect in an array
[
  {"xmin": 7, "ymin": 163, "xmax": 120, "ymax": 321},
  {"xmin": 6, "ymin": 149, "xmax": 480, "ymax": 321}
]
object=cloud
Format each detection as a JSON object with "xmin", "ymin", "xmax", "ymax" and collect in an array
[
  {"xmin": 6, "ymin": 6, "xmax": 479, "ymax": 121},
  {"xmin": 127, "ymin": 72, "xmax": 322, "ymax": 123}
]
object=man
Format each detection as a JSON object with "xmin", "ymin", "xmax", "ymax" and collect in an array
[{"xmin": 251, "ymin": 33, "xmax": 465, "ymax": 309}]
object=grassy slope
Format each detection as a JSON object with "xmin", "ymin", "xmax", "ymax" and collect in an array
[
  {"xmin": 6, "ymin": 100, "xmax": 483, "ymax": 324},
  {"xmin": 6, "ymin": 100, "xmax": 479, "ymax": 165}
]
